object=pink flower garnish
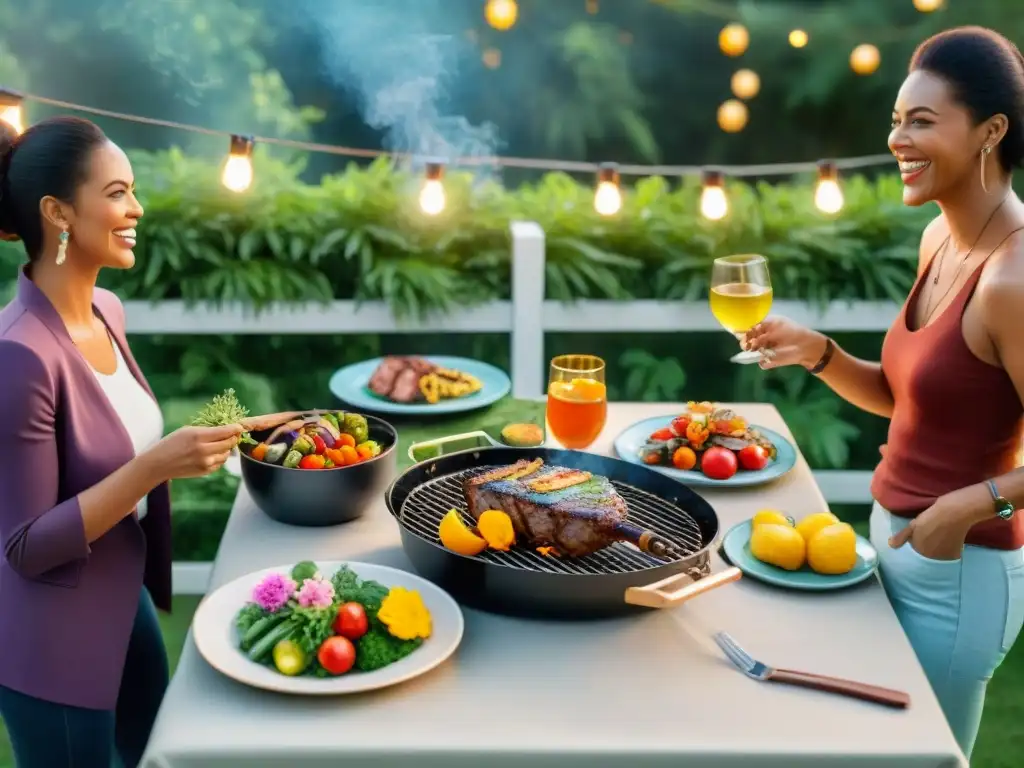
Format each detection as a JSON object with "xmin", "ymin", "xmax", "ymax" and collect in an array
[
  {"xmin": 251, "ymin": 572, "xmax": 296, "ymax": 613},
  {"xmin": 296, "ymin": 577, "xmax": 335, "ymax": 609}
]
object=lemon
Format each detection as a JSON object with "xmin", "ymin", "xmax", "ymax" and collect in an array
[
  {"xmin": 272, "ymin": 639, "xmax": 308, "ymax": 676},
  {"xmin": 438, "ymin": 509, "xmax": 488, "ymax": 556},
  {"xmin": 751, "ymin": 509, "xmax": 794, "ymax": 529},
  {"xmin": 749, "ymin": 523, "xmax": 806, "ymax": 571},
  {"xmin": 807, "ymin": 522, "xmax": 858, "ymax": 575},
  {"xmin": 796, "ymin": 511, "xmax": 840, "ymax": 542}
]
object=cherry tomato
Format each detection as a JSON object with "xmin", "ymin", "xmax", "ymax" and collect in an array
[
  {"xmin": 737, "ymin": 444, "xmax": 769, "ymax": 471},
  {"xmin": 332, "ymin": 602, "xmax": 369, "ymax": 640},
  {"xmin": 339, "ymin": 445, "xmax": 359, "ymax": 465},
  {"xmin": 311, "ymin": 435, "xmax": 327, "ymax": 455},
  {"xmin": 649, "ymin": 427, "xmax": 674, "ymax": 441},
  {"xmin": 700, "ymin": 446, "xmax": 738, "ymax": 480},
  {"xmin": 298, "ymin": 454, "xmax": 326, "ymax": 470},
  {"xmin": 670, "ymin": 416, "xmax": 690, "ymax": 436},
  {"xmin": 317, "ymin": 636, "xmax": 356, "ymax": 675},
  {"xmin": 672, "ymin": 446, "xmax": 697, "ymax": 470},
  {"xmin": 335, "ymin": 433, "xmax": 357, "ymax": 449}
]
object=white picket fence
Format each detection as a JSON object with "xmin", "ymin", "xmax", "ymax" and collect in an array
[{"xmin": 142, "ymin": 221, "xmax": 896, "ymax": 594}]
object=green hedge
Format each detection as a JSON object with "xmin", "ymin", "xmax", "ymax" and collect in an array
[{"xmin": 0, "ymin": 150, "xmax": 933, "ymax": 314}]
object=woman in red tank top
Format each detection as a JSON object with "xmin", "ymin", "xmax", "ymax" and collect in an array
[{"xmin": 744, "ymin": 27, "xmax": 1024, "ymax": 759}]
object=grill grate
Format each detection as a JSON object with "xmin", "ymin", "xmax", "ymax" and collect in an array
[{"xmin": 396, "ymin": 464, "xmax": 707, "ymax": 576}]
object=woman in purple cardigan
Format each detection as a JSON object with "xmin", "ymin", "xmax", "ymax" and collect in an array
[{"xmin": 0, "ymin": 116, "xmax": 245, "ymax": 766}]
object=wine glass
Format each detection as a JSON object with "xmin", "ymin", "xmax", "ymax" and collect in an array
[
  {"xmin": 546, "ymin": 355, "xmax": 607, "ymax": 450},
  {"xmin": 709, "ymin": 254, "xmax": 773, "ymax": 364}
]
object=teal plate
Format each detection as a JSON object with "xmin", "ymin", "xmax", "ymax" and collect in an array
[
  {"xmin": 612, "ymin": 415, "xmax": 797, "ymax": 488},
  {"xmin": 328, "ymin": 356, "xmax": 511, "ymax": 415},
  {"xmin": 721, "ymin": 520, "xmax": 879, "ymax": 591}
]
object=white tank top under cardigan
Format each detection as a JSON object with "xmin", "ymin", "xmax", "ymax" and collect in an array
[{"xmin": 91, "ymin": 338, "xmax": 164, "ymax": 520}]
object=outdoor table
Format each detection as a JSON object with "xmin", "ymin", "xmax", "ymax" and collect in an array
[{"xmin": 141, "ymin": 402, "xmax": 966, "ymax": 768}]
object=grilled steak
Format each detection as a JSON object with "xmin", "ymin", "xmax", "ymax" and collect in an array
[
  {"xmin": 368, "ymin": 356, "xmax": 439, "ymax": 402},
  {"xmin": 462, "ymin": 459, "xmax": 679, "ymax": 558}
]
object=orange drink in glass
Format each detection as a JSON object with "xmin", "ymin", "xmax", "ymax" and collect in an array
[{"xmin": 546, "ymin": 355, "xmax": 607, "ymax": 450}]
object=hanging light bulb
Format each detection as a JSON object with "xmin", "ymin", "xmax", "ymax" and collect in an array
[
  {"xmin": 221, "ymin": 135, "xmax": 254, "ymax": 193},
  {"xmin": 419, "ymin": 162, "xmax": 446, "ymax": 216},
  {"xmin": 850, "ymin": 44, "xmax": 881, "ymax": 75},
  {"xmin": 730, "ymin": 69, "xmax": 760, "ymax": 100},
  {"xmin": 485, "ymin": 0, "xmax": 518, "ymax": 31},
  {"xmin": 814, "ymin": 160, "xmax": 844, "ymax": 214},
  {"xmin": 913, "ymin": 0, "xmax": 944, "ymax": 11},
  {"xmin": 0, "ymin": 88, "xmax": 25, "ymax": 135},
  {"xmin": 700, "ymin": 169, "xmax": 728, "ymax": 221},
  {"xmin": 718, "ymin": 24, "xmax": 749, "ymax": 57},
  {"xmin": 594, "ymin": 162, "xmax": 622, "ymax": 216},
  {"xmin": 717, "ymin": 99, "xmax": 749, "ymax": 133},
  {"xmin": 788, "ymin": 29, "xmax": 808, "ymax": 48}
]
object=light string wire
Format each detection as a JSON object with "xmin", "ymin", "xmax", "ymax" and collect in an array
[{"xmin": 20, "ymin": 91, "xmax": 896, "ymax": 178}]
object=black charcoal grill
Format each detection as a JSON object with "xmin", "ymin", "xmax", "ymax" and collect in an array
[{"xmin": 385, "ymin": 438, "xmax": 740, "ymax": 619}]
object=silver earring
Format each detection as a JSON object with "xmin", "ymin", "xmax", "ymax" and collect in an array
[
  {"xmin": 981, "ymin": 146, "xmax": 992, "ymax": 193},
  {"xmin": 55, "ymin": 229, "xmax": 69, "ymax": 266}
]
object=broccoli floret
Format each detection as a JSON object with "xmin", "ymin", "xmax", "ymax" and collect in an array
[
  {"xmin": 340, "ymin": 413, "xmax": 369, "ymax": 444},
  {"xmin": 290, "ymin": 561, "xmax": 320, "ymax": 583},
  {"xmin": 355, "ymin": 627, "xmax": 422, "ymax": 672}
]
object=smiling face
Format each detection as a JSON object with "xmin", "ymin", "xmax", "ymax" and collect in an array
[
  {"xmin": 59, "ymin": 140, "xmax": 143, "ymax": 269},
  {"xmin": 888, "ymin": 70, "xmax": 995, "ymax": 206}
]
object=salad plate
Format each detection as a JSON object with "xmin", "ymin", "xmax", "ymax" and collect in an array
[{"xmin": 192, "ymin": 560, "xmax": 464, "ymax": 695}]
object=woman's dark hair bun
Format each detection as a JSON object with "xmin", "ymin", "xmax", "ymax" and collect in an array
[
  {"xmin": 910, "ymin": 26, "xmax": 1024, "ymax": 171},
  {"xmin": 0, "ymin": 119, "xmax": 18, "ymax": 240}
]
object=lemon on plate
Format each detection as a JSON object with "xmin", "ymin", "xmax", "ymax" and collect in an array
[
  {"xmin": 751, "ymin": 509, "xmax": 794, "ymax": 529},
  {"xmin": 795, "ymin": 511, "xmax": 840, "ymax": 542},
  {"xmin": 807, "ymin": 522, "xmax": 858, "ymax": 575},
  {"xmin": 749, "ymin": 523, "xmax": 806, "ymax": 571}
]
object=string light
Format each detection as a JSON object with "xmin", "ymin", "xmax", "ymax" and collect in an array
[
  {"xmin": 593, "ymin": 162, "xmax": 622, "ymax": 216},
  {"xmin": 814, "ymin": 160, "xmax": 844, "ymax": 214},
  {"xmin": 850, "ymin": 44, "xmax": 881, "ymax": 75},
  {"xmin": 700, "ymin": 169, "xmax": 728, "ymax": 221},
  {"xmin": 788, "ymin": 29, "xmax": 809, "ymax": 48},
  {"xmin": 912, "ymin": 0, "xmax": 944, "ymax": 11},
  {"xmin": 717, "ymin": 99, "xmax": 749, "ymax": 133},
  {"xmin": 0, "ymin": 89, "xmax": 24, "ymax": 135},
  {"xmin": 419, "ymin": 162, "xmax": 446, "ymax": 215},
  {"xmin": 730, "ymin": 69, "xmax": 760, "ymax": 100},
  {"xmin": 485, "ymin": 0, "xmax": 518, "ymax": 31},
  {"xmin": 221, "ymin": 135, "xmax": 254, "ymax": 193},
  {"xmin": 718, "ymin": 24, "xmax": 749, "ymax": 57},
  {"xmin": 482, "ymin": 48, "xmax": 502, "ymax": 69}
]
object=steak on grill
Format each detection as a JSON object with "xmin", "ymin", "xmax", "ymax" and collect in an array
[
  {"xmin": 367, "ymin": 356, "xmax": 438, "ymax": 403},
  {"xmin": 462, "ymin": 459, "xmax": 680, "ymax": 559}
]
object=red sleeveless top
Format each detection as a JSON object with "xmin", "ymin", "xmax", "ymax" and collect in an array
[{"xmin": 871, "ymin": 258, "xmax": 1024, "ymax": 550}]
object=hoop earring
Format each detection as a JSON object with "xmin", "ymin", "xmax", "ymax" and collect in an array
[
  {"xmin": 981, "ymin": 145, "xmax": 992, "ymax": 193},
  {"xmin": 55, "ymin": 229, "xmax": 69, "ymax": 266}
]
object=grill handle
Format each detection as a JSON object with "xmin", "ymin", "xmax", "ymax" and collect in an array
[
  {"xmin": 624, "ymin": 566, "xmax": 742, "ymax": 609},
  {"xmin": 407, "ymin": 431, "xmax": 502, "ymax": 463}
]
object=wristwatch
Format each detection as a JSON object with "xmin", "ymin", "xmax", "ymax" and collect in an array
[{"xmin": 987, "ymin": 479, "xmax": 1015, "ymax": 521}]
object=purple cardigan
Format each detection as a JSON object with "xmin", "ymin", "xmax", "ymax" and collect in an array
[{"xmin": 0, "ymin": 271, "xmax": 172, "ymax": 710}]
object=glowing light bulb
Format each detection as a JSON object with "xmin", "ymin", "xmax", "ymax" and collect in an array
[
  {"xmin": 788, "ymin": 29, "xmax": 808, "ymax": 48},
  {"xmin": 700, "ymin": 170, "xmax": 728, "ymax": 221},
  {"xmin": 221, "ymin": 135, "xmax": 254, "ymax": 193},
  {"xmin": 913, "ymin": 0, "xmax": 943, "ymax": 11},
  {"xmin": 850, "ymin": 44, "xmax": 880, "ymax": 76},
  {"xmin": 0, "ymin": 89, "xmax": 25, "ymax": 134},
  {"xmin": 730, "ymin": 69, "xmax": 760, "ymax": 100},
  {"xmin": 485, "ymin": 0, "xmax": 518, "ymax": 31},
  {"xmin": 815, "ymin": 161, "xmax": 844, "ymax": 214},
  {"xmin": 420, "ymin": 162, "xmax": 446, "ymax": 215},
  {"xmin": 718, "ymin": 24, "xmax": 749, "ymax": 57},
  {"xmin": 717, "ymin": 99, "xmax": 749, "ymax": 133},
  {"xmin": 594, "ymin": 163, "xmax": 622, "ymax": 216}
]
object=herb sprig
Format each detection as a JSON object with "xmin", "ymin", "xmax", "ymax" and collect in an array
[{"xmin": 191, "ymin": 388, "xmax": 258, "ymax": 445}]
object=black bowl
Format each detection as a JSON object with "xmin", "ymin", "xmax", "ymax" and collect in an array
[{"xmin": 239, "ymin": 414, "xmax": 398, "ymax": 527}]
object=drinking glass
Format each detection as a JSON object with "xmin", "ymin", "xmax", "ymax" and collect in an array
[
  {"xmin": 546, "ymin": 355, "xmax": 607, "ymax": 450},
  {"xmin": 709, "ymin": 254, "xmax": 773, "ymax": 364}
]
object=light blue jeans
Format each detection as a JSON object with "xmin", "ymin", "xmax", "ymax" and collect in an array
[{"xmin": 870, "ymin": 502, "xmax": 1024, "ymax": 757}]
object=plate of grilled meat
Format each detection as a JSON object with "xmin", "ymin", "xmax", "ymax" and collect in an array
[{"xmin": 328, "ymin": 355, "xmax": 511, "ymax": 415}]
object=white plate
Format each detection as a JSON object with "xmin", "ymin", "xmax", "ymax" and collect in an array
[{"xmin": 192, "ymin": 561, "xmax": 465, "ymax": 695}]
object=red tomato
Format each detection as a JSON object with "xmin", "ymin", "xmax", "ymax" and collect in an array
[
  {"xmin": 649, "ymin": 427, "xmax": 674, "ymax": 441},
  {"xmin": 298, "ymin": 454, "xmax": 326, "ymax": 470},
  {"xmin": 311, "ymin": 435, "xmax": 327, "ymax": 455},
  {"xmin": 317, "ymin": 636, "xmax": 356, "ymax": 675},
  {"xmin": 670, "ymin": 416, "xmax": 690, "ymax": 436},
  {"xmin": 737, "ymin": 445, "xmax": 769, "ymax": 471},
  {"xmin": 700, "ymin": 446, "xmax": 738, "ymax": 480},
  {"xmin": 332, "ymin": 602, "xmax": 369, "ymax": 640}
]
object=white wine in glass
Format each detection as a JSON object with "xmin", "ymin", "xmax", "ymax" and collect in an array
[{"xmin": 709, "ymin": 254, "xmax": 773, "ymax": 364}]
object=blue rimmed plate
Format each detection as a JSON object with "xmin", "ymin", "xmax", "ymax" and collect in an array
[
  {"xmin": 612, "ymin": 415, "xmax": 797, "ymax": 488},
  {"xmin": 328, "ymin": 356, "xmax": 511, "ymax": 415},
  {"xmin": 720, "ymin": 520, "xmax": 879, "ymax": 591}
]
